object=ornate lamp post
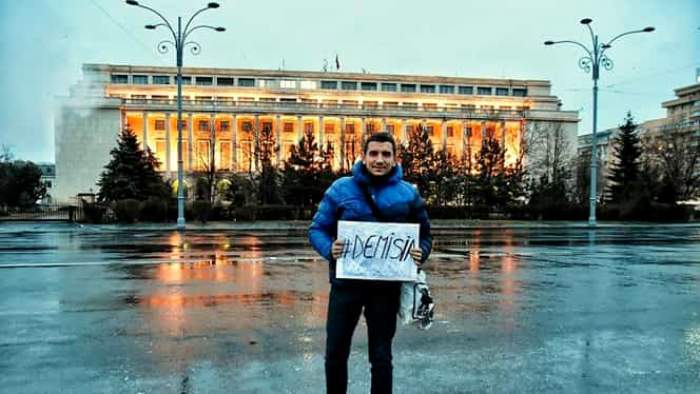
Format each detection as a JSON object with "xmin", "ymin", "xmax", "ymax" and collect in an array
[
  {"xmin": 545, "ymin": 18, "xmax": 653, "ymax": 227},
  {"xmin": 126, "ymin": 0, "xmax": 225, "ymax": 230}
]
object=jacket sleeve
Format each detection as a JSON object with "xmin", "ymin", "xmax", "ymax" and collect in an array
[
  {"xmin": 308, "ymin": 182, "xmax": 340, "ymax": 262},
  {"xmin": 413, "ymin": 193, "xmax": 432, "ymax": 264}
]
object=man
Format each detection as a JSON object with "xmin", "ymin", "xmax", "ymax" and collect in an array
[{"xmin": 309, "ymin": 132, "xmax": 432, "ymax": 394}]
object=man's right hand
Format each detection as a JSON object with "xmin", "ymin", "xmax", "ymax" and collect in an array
[{"xmin": 331, "ymin": 239, "xmax": 346, "ymax": 259}]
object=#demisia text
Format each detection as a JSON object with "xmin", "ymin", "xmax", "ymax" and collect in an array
[{"xmin": 340, "ymin": 233, "xmax": 416, "ymax": 262}]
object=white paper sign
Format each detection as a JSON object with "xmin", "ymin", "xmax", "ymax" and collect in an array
[{"xmin": 336, "ymin": 220, "xmax": 419, "ymax": 281}]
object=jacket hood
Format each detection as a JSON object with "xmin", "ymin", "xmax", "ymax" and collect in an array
[{"xmin": 351, "ymin": 160, "xmax": 403, "ymax": 185}]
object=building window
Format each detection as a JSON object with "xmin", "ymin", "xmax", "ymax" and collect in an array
[
  {"xmin": 178, "ymin": 120, "xmax": 188, "ymax": 129},
  {"xmin": 427, "ymin": 126, "xmax": 435, "ymax": 136},
  {"xmin": 196, "ymin": 140, "xmax": 210, "ymax": 170},
  {"xmin": 477, "ymin": 87, "xmax": 492, "ymax": 95},
  {"xmin": 196, "ymin": 76, "xmax": 213, "ymax": 86},
  {"xmin": 304, "ymin": 122, "xmax": 314, "ymax": 133},
  {"xmin": 132, "ymin": 75, "xmax": 148, "ymax": 85},
  {"xmin": 283, "ymin": 122, "xmax": 294, "ymax": 133},
  {"xmin": 496, "ymin": 87, "xmax": 509, "ymax": 96},
  {"xmin": 458, "ymin": 86, "xmax": 473, "ymax": 95},
  {"xmin": 321, "ymin": 80, "xmax": 337, "ymax": 90},
  {"xmin": 341, "ymin": 81, "xmax": 357, "ymax": 90},
  {"xmin": 345, "ymin": 124, "xmax": 356, "ymax": 134},
  {"xmin": 439, "ymin": 85, "xmax": 455, "ymax": 94},
  {"xmin": 361, "ymin": 82, "xmax": 377, "ymax": 91},
  {"xmin": 217, "ymin": 77, "xmax": 234, "ymax": 86},
  {"xmin": 463, "ymin": 104, "xmax": 476, "ymax": 111},
  {"xmin": 220, "ymin": 120, "xmax": 230, "ymax": 131},
  {"xmin": 155, "ymin": 119, "xmax": 166, "ymax": 130},
  {"xmin": 512, "ymin": 88, "xmax": 527, "ymax": 97},
  {"xmin": 423, "ymin": 103, "xmax": 437, "ymax": 110},
  {"xmin": 386, "ymin": 124, "xmax": 395, "ymax": 133},
  {"xmin": 220, "ymin": 141, "xmax": 231, "ymax": 169},
  {"xmin": 383, "ymin": 101, "xmax": 398, "ymax": 108},
  {"xmin": 111, "ymin": 74, "xmax": 128, "ymax": 84},
  {"xmin": 363, "ymin": 101, "xmax": 378, "ymax": 109},
  {"xmin": 153, "ymin": 75, "xmax": 170, "ymax": 85},
  {"xmin": 325, "ymin": 123, "xmax": 335, "ymax": 134},
  {"xmin": 300, "ymin": 80, "xmax": 317, "ymax": 89},
  {"xmin": 447, "ymin": 126, "xmax": 454, "ymax": 137},
  {"xmin": 181, "ymin": 76, "xmax": 192, "ymax": 85},
  {"xmin": 280, "ymin": 80, "xmax": 297, "ymax": 89},
  {"xmin": 420, "ymin": 85, "xmax": 436, "ymax": 93},
  {"xmin": 401, "ymin": 84, "xmax": 416, "ymax": 93},
  {"xmin": 381, "ymin": 83, "xmax": 397, "ymax": 92},
  {"xmin": 238, "ymin": 78, "xmax": 255, "ymax": 87},
  {"xmin": 198, "ymin": 120, "xmax": 210, "ymax": 131},
  {"xmin": 402, "ymin": 102, "xmax": 418, "ymax": 109},
  {"xmin": 241, "ymin": 121, "xmax": 253, "ymax": 132}
]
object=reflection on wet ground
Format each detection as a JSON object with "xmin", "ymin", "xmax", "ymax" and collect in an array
[{"xmin": 1, "ymin": 222, "xmax": 700, "ymax": 392}]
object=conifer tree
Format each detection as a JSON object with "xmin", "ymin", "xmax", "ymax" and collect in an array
[
  {"xmin": 97, "ymin": 127, "xmax": 168, "ymax": 202},
  {"xmin": 607, "ymin": 112, "xmax": 642, "ymax": 203},
  {"xmin": 399, "ymin": 124, "xmax": 434, "ymax": 199}
]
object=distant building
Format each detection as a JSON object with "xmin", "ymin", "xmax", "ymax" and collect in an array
[
  {"xmin": 54, "ymin": 63, "xmax": 579, "ymax": 201},
  {"xmin": 37, "ymin": 163, "xmax": 55, "ymax": 203}
]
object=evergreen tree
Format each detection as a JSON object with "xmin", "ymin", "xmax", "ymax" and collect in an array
[
  {"xmin": 282, "ymin": 128, "xmax": 335, "ymax": 206},
  {"xmin": 473, "ymin": 136, "xmax": 506, "ymax": 208},
  {"xmin": 607, "ymin": 112, "xmax": 642, "ymax": 203},
  {"xmin": 399, "ymin": 124, "xmax": 434, "ymax": 199},
  {"xmin": 97, "ymin": 127, "xmax": 168, "ymax": 202}
]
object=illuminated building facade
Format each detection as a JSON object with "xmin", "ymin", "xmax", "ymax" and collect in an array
[{"xmin": 54, "ymin": 63, "xmax": 579, "ymax": 201}]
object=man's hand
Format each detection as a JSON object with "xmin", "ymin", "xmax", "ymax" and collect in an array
[
  {"xmin": 331, "ymin": 239, "xmax": 346, "ymax": 259},
  {"xmin": 410, "ymin": 248, "xmax": 423, "ymax": 266}
]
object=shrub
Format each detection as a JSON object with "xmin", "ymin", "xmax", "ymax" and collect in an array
[
  {"xmin": 114, "ymin": 199, "xmax": 141, "ymax": 223},
  {"xmin": 139, "ymin": 197, "xmax": 169, "ymax": 222},
  {"xmin": 190, "ymin": 200, "xmax": 213, "ymax": 223},
  {"xmin": 82, "ymin": 202, "xmax": 107, "ymax": 223}
]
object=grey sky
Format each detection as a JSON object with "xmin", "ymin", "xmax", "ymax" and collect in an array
[{"xmin": 0, "ymin": 0, "xmax": 698, "ymax": 163}]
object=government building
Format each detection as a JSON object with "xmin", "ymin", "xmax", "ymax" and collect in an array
[{"xmin": 54, "ymin": 63, "xmax": 579, "ymax": 201}]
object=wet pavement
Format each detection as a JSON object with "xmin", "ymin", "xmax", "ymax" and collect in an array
[{"xmin": 1, "ymin": 221, "xmax": 700, "ymax": 393}]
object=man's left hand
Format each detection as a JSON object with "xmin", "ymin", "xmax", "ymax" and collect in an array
[{"xmin": 410, "ymin": 248, "xmax": 423, "ymax": 266}]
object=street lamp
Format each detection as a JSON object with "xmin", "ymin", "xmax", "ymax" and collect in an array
[
  {"xmin": 126, "ymin": 0, "xmax": 225, "ymax": 230},
  {"xmin": 545, "ymin": 18, "xmax": 654, "ymax": 227}
]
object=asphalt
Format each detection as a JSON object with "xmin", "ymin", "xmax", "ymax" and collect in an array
[{"xmin": 1, "ymin": 221, "xmax": 699, "ymax": 393}]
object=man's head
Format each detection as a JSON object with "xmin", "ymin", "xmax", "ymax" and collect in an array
[{"xmin": 362, "ymin": 132, "xmax": 396, "ymax": 177}]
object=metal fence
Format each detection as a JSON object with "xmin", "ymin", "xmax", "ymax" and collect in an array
[{"xmin": 0, "ymin": 204, "xmax": 81, "ymax": 222}]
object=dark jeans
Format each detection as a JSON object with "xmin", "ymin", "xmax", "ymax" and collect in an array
[{"xmin": 325, "ymin": 282, "xmax": 401, "ymax": 394}]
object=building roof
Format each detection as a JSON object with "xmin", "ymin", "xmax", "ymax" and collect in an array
[{"xmin": 83, "ymin": 63, "xmax": 551, "ymax": 88}]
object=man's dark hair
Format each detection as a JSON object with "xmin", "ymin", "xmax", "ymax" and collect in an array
[{"xmin": 363, "ymin": 132, "xmax": 396, "ymax": 155}]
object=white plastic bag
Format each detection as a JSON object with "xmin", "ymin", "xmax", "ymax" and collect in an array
[{"xmin": 398, "ymin": 270, "xmax": 435, "ymax": 330}]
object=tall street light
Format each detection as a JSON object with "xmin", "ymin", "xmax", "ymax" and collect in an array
[
  {"xmin": 126, "ymin": 0, "xmax": 225, "ymax": 230},
  {"xmin": 545, "ymin": 18, "xmax": 654, "ymax": 227}
]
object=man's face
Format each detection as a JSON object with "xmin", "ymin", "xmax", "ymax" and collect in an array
[{"xmin": 363, "ymin": 141, "xmax": 395, "ymax": 177}]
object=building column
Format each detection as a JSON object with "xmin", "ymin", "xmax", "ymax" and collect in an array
[
  {"xmin": 142, "ymin": 111, "xmax": 149, "ymax": 151},
  {"xmin": 481, "ymin": 120, "xmax": 487, "ymax": 140},
  {"xmin": 361, "ymin": 117, "xmax": 366, "ymax": 139},
  {"xmin": 297, "ymin": 115, "xmax": 303, "ymax": 143},
  {"xmin": 319, "ymin": 115, "xmax": 325, "ymax": 147},
  {"xmin": 400, "ymin": 119, "xmax": 407, "ymax": 143},
  {"xmin": 381, "ymin": 117, "xmax": 386, "ymax": 133},
  {"xmin": 210, "ymin": 113, "xmax": 216, "ymax": 170},
  {"xmin": 441, "ymin": 120, "xmax": 448, "ymax": 150},
  {"xmin": 188, "ymin": 113, "xmax": 194, "ymax": 171},
  {"xmin": 339, "ymin": 117, "xmax": 346, "ymax": 171},
  {"xmin": 500, "ymin": 120, "xmax": 507, "ymax": 146},
  {"xmin": 275, "ymin": 115, "xmax": 282, "ymax": 164},
  {"xmin": 254, "ymin": 115, "xmax": 260, "ymax": 172},
  {"xmin": 165, "ymin": 113, "xmax": 172, "ymax": 175},
  {"xmin": 231, "ymin": 114, "xmax": 237, "ymax": 172}
]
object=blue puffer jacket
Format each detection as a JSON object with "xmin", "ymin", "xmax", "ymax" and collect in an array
[{"xmin": 308, "ymin": 161, "xmax": 432, "ymax": 285}]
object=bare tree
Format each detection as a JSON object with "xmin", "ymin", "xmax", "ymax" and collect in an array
[
  {"xmin": 641, "ymin": 118, "xmax": 700, "ymax": 203},
  {"xmin": 525, "ymin": 122, "xmax": 573, "ymax": 186}
]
